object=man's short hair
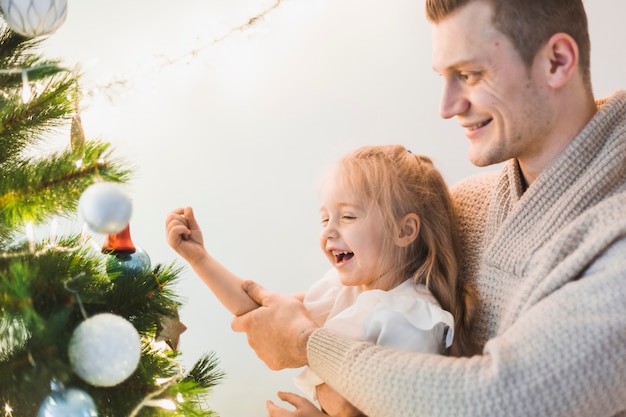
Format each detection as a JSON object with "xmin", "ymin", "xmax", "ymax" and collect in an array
[{"xmin": 425, "ymin": 0, "xmax": 591, "ymax": 85}]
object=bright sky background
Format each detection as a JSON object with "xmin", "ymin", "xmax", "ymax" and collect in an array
[{"xmin": 31, "ymin": 0, "xmax": 626, "ymax": 415}]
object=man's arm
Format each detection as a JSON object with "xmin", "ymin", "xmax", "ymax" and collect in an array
[
  {"xmin": 231, "ymin": 280, "xmax": 317, "ymax": 370},
  {"xmin": 232, "ymin": 236, "xmax": 626, "ymax": 416},
  {"xmin": 306, "ymin": 240, "xmax": 626, "ymax": 417}
]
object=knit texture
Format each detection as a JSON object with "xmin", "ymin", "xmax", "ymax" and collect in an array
[{"xmin": 308, "ymin": 90, "xmax": 626, "ymax": 417}]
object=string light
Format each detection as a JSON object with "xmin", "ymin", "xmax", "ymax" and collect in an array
[
  {"xmin": 142, "ymin": 399, "xmax": 177, "ymax": 411},
  {"xmin": 150, "ymin": 339, "xmax": 170, "ymax": 353},
  {"xmin": 0, "ymin": 221, "xmax": 92, "ymax": 259},
  {"xmin": 25, "ymin": 222, "xmax": 35, "ymax": 253},
  {"xmin": 0, "ymin": 65, "xmax": 71, "ymax": 104},
  {"xmin": 20, "ymin": 70, "xmax": 32, "ymax": 104},
  {"xmin": 5, "ymin": 0, "xmax": 271, "ymax": 103},
  {"xmin": 128, "ymin": 362, "xmax": 186, "ymax": 417},
  {"xmin": 0, "ymin": 4, "xmax": 251, "ymax": 414},
  {"xmin": 80, "ymin": 0, "xmax": 286, "ymax": 105},
  {"xmin": 1, "ymin": 0, "xmax": 288, "ymax": 109},
  {"xmin": 49, "ymin": 218, "xmax": 58, "ymax": 247}
]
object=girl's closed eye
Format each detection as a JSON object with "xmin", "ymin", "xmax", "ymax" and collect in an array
[{"xmin": 341, "ymin": 215, "xmax": 356, "ymax": 221}]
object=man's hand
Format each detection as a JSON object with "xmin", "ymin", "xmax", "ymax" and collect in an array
[{"xmin": 231, "ymin": 280, "xmax": 319, "ymax": 370}]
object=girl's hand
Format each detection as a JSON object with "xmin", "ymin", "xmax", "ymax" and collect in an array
[
  {"xmin": 165, "ymin": 206, "xmax": 207, "ymax": 264},
  {"xmin": 266, "ymin": 391, "xmax": 326, "ymax": 417},
  {"xmin": 316, "ymin": 384, "xmax": 366, "ymax": 417}
]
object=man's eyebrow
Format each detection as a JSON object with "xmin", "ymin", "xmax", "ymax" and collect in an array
[{"xmin": 433, "ymin": 59, "xmax": 477, "ymax": 74}]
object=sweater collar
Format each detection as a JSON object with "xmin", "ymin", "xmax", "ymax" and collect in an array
[{"xmin": 484, "ymin": 90, "xmax": 626, "ymax": 274}]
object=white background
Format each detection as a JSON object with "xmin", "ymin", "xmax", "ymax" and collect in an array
[{"xmin": 35, "ymin": 0, "xmax": 626, "ymax": 415}]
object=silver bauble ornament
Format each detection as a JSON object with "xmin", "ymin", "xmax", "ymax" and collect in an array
[
  {"xmin": 38, "ymin": 384, "xmax": 97, "ymax": 417},
  {"xmin": 0, "ymin": 0, "xmax": 68, "ymax": 38}
]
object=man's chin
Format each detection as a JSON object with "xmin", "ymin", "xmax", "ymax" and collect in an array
[
  {"xmin": 468, "ymin": 154, "xmax": 492, "ymax": 167},
  {"xmin": 468, "ymin": 150, "xmax": 508, "ymax": 167}
]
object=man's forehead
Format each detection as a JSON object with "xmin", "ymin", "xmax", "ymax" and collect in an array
[{"xmin": 430, "ymin": 3, "xmax": 505, "ymax": 71}]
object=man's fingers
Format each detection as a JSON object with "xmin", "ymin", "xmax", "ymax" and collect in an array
[
  {"xmin": 230, "ymin": 282, "xmax": 266, "ymax": 334},
  {"xmin": 241, "ymin": 280, "xmax": 270, "ymax": 306}
]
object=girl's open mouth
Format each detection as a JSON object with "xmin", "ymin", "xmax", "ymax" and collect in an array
[{"xmin": 334, "ymin": 251, "xmax": 354, "ymax": 264}]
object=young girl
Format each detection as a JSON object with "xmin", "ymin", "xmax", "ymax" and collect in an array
[{"xmin": 166, "ymin": 145, "xmax": 477, "ymax": 417}]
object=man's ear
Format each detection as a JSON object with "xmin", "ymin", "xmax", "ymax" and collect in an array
[
  {"xmin": 395, "ymin": 213, "xmax": 420, "ymax": 247},
  {"xmin": 539, "ymin": 32, "xmax": 579, "ymax": 88}
]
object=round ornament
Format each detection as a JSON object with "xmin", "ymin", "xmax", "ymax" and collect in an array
[
  {"xmin": 68, "ymin": 313, "xmax": 141, "ymax": 387},
  {"xmin": 38, "ymin": 386, "xmax": 97, "ymax": 417},
  {"xmin": 0, "ymin": 0, "xmax": 68, "ymax": 38},
  {"xmin": 78, "ymin": 182, "xmax": 132, "ymax": 235},
  {"xmin": 106, "ymin": 247, "xmax": 151, "ymax": 279}
]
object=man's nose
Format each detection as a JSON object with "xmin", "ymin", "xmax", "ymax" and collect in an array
[{"xmin": 439, "ymin": 80, "xmax": 469, "ymax": 119}]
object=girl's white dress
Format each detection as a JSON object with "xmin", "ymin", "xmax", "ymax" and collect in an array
[{"xmin": 293, "ymin": 269, "xmax": 455, "ymax": 400}]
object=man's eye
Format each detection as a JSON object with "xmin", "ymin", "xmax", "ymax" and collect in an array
[
  {"xmin": 342, "ymin": 215, "xmax": 356, "ymax": 220},
  {"xmin": 458, "ymin": 71, "xmax": 482, "ymax": 84},
  {"xmin": 320, "ymin": 218, "xmax": 329, "ymax": 225}
]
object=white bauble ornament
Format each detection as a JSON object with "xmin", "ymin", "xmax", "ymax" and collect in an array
[
  {"xmin": 38, "ymin": 385, "xmax": 97, "ymax": 417},
  {"xmin": 0, "ymin": 0, "xmax": 68, "ymax": 38},
  {"xmin": 68, "ymin": 313, "xmax": 141, "ymax": 387},
  {"xmin": 78, "ymin": 182, "xmax": 132, "ymax": 234}
]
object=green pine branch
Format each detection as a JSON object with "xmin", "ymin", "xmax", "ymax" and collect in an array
[
  {"xmin": 0, "ymin": 18, "xmax": 223, "ymax": 417},
  {"xmin": 0, "ymin": 141, "xmax": 132, "ymax": 236},
  {"xmin": 0, "ymin": 68, "xmax": 76, "ymax": 166},
  {"xmin": 1, "ymin": 239, "xmax": 224, "ymax": 415}
]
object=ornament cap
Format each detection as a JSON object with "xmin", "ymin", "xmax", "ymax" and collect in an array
[{"xmin": 102, "ymin": 224, "xmax": 136, "ymax": 255}]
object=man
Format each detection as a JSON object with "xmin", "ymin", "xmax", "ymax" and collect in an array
[{"xmin": 232, "ymin": 0, "xmax": 626, "ymax": 415}]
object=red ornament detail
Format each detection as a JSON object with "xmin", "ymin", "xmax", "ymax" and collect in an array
[{"xmin": 102, "ymin": 224, "xmax": 136, "ymax": 254}]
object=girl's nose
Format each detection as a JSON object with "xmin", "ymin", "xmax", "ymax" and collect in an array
[{"xmin": 321, "ymin": 221, "xmax": 338, "ymax": 240}]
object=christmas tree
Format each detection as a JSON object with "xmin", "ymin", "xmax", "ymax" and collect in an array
[{"xmin": 0, "ymin": 2, "xmax": 224, "ymax": 415}]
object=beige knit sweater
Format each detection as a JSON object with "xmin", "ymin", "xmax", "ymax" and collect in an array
[{"xmin": 308, "ymin": 90, "xmax": 626, "ymax": 417}]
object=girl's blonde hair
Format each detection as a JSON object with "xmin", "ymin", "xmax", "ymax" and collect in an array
[{"xmin": 333, "ymin": 144, "xmax": 478, "ymax": 356}]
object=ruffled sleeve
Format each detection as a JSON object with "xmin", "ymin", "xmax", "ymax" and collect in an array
[
  {"xmin": 295, "ymin": 274, "xmax": 454, "ymax": 400},
  {"xmin": 302, "ymin": 269, "xmax": 361, "ymax": 326},
  {"xmin": 325, "ymin": 280, "xmax": 454, "ymax": 352}
]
